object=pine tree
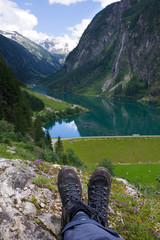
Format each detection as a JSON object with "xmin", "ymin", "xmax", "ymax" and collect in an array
[
  {"xmin": 34, "ymin": 116, "xmax": 44, "ymax": 144},
  {"xmin": 45, "ymin": 130, "xmax": 53, "ymax": 151},
  {"xmin": 55, "ymin": 136, "xmax": 63, "ymax": 153}
]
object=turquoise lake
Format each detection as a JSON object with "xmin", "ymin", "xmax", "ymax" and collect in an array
[{"xmin": 37, "ymin": 91, "xmax": 160, "ymax": 138}]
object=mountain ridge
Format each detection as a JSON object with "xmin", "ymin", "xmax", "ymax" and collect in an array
[
  {"xmin": 0, "ymin": 33, "xmax": 61, "ymax": 84},
  {"xmin": 0, "ymin": 30, "xmax": 69, "ymax": 64},
  {"xmin": 46, "ymin": 0, "xmax": 160, "ymax": 103}
]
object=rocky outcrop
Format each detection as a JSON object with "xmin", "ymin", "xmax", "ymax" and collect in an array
[
  {"xmin": 0, "ymin": 157, "xmax": 153, "ymax": 239},
  {"xmin": 0, "ymin": 158, "xmax": 61, "ymax": 240}
]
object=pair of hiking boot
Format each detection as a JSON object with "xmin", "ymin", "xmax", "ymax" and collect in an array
[{"xmin": 58, "ymin": 167, "xmax": 111, "ymax": 228}]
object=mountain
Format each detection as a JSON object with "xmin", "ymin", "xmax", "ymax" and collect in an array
[
  {"xmin": 0, "ymin": 32, "xmax": 61, "ymax": 84},
  {"xmin": 46, "ymin": 0, "xmax": 160, "ymax": 103},
  {"xmin": 38, "ymin": 38, "xmax": 70, "ymax": 64},
  {"xmin": 0, "ymin": 31, "xmax": 68, "ymax": 64}
]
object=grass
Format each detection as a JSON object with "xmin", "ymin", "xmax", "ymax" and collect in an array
[
  {"xmin": 32, "ymin": 175, "xmax": 57, "ymax": 191},
  {"xmin": 62, "ymin": 137, "xmax": 160, "ymax": 168},
  {"xmin": 114, "ymin": 164, "xmax": 160, "ymax": 184},
  {"xmin": 33, "ymin": 176, "xmax": 50, "ymax": 184},
  {"xmin": 62, "ymin": 137, "xmax": 160, "ymax": 189},
  {"xmin": 110, "ymin": 179, "xmax": 160, "ymax": 239},
  {"xmin": 0, "ymin": 142, "xmax": 42, "ymax": 161},
  {"xmin": 23, "ymin": 88, "xmax": 71, "ymax": 111}
]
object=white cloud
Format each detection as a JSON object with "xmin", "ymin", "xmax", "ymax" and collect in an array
[
  {"xmin": 0, "ymin": 0, "xmax": 91, "ymax": 52},
  {"xmin": 67, "ymin": 18, "xmax": 91, "ymax": 38},
  {"xmin": 49, "ymin": 0, "xmax": 120, "ymax": 7},
  {"xmin": 93, "ymin": 0, "xmax": 121, "ymax": 8},
  {"xmin": 55, "ymin": 18, "xmax": 91, "ymax": 51},
  {"xmin": 49, "ymin": 0, "xmax": 86, "ymax": 5},
  {"xmin": 0, "ymin": 0, "xmax": 39, "ymax": 39},
  {"xmin": 25, "ymin": 3, "xmax": 33, "ymax": 6},
  {"xmin": 67, "ymin": 121, "xmax": 78, "ymax": 130}
]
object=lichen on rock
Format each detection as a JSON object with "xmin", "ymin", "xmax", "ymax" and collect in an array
[{"xmin": 0, "ymin": 158, "xmax": 61, "ymax": 239}]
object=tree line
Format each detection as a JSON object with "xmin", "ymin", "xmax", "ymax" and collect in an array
[{"xmin": 0, "ymin": 56, "xmax": 52, "ymax": 150}]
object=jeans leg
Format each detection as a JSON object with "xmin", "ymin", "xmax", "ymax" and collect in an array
[
  {"xmin": 62, "ymin": 212, "xmax": 90, "ymax": 240},
  {"xmin": 71, "ymin": 211, "xmax": 90, "ymax": 222}
]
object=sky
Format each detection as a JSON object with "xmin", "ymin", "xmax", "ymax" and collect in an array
[{"xmin": 0, "ymin": 0, "xmax": 120, "ymax": 50}]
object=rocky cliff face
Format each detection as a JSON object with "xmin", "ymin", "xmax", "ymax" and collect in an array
[
  {"xmin": 0, "ymin": 157, "xmax": 144, "ymax": 240},
  {"xmin": 65, "ymin": 0, "xmax": 130, "ymax": 72},
  {"xmin": 47, "ymin": 0, "xmax": 160, "ymax": 100}
]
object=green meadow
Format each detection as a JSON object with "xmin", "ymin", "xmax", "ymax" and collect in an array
[
  {"xmin": 114, "ymin": 164, "xmax": 159, "ymax": 183},
  {"xmin": 23, "ymin": 88, "xmax": 71, "ymax": 111},
  {"xmin": 62, "ymin": 137, "xmax": 160, "ymax": 165},
  {"xmin": 62, "ymin": 137, "xmax": 160, "ymax": 185}
]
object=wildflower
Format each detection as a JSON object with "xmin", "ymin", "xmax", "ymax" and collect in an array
[{"xmin": 118, "ymin": 201, "xmax": 125, "ymax": 205}]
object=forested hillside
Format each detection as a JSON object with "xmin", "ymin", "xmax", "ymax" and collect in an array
[
  {"xmin": 0, "ymin": 56, "xmax": 52, "ymax": 147},
  {"xmin": 0, "ymin": 57, "xmax": 31, "ymax": 133}
]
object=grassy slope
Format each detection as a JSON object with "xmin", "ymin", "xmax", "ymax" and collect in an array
[
  {"xmin": 62, "ymin": 137, "xmax": 160, "ymax": 185},
  {"xmin": 23, "ymin": 88, "xmax": 71, "ymax": 111},
  {"xmin": 114, "ymin": 164, "xmax": 159, "ymax": 184},
  {"xmin": 62, "ymin": 137, "xmax": 160, "ymax": 165}
]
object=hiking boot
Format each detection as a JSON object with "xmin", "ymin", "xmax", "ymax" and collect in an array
[
  {"xmin": 88, "ymin": 167, "xmax": 111, "ymax": 227},
  {"xmin": 58, "ymin": 166, "xmax": 89, "ymax": 228}
]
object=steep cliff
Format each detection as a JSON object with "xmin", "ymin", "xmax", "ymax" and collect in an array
[{"xmin": 46, "ymin": 0, "xmax": 160, "ymax": 102}]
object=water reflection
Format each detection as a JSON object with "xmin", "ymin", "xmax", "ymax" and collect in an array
[
  {"xmin": 41, "ymin": 91, "xmax": 160, "ymax": 138},
  {"xmin": 45, "ymin": 119, "xmax": 80, "ymax": 138}
]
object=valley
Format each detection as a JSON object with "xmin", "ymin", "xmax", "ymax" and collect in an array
[{"xmin": 0, "ymin": 0, "xmax": 160, "ymax": 238}]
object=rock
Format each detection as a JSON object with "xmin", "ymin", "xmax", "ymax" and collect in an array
[
  {"xmin": 115, "ymin": 178, "xmax": 142, "ymax": 197},
  {"xmin": 0, "ymin": 207, "xmax": 55, "ymax": 240},
  {"xmin": 0, "ymin": 158, "xmax": 59, "ymax": 239},
  {"xmin": 40, "ymin": 203, "xmax": 45, "ymax": 208},
  {"xmin": 0, "ymin": 158, "xmax": 22, "ymax": 168},
  {"xmin": 23, "ymin": 202, "xmax": 37, "ymax": 217},
  {"xmin": 52, "ymin": 164, "xmax": 61, "ymax": 169},
  {"xmin": 38, "ymin": 214, "xmax": 61, "ymax": 236},
  {"xmin": 6, "ymin": 150, "xmax": 16, "ymax": 154},
  {"xmin": 108, "ymin": 205, "xmax": 116, "ymax": 215}
]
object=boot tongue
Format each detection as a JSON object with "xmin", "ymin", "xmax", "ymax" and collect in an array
[{"xmin": 93, "ymin": 177, "xmax": 107, "ymax": 186}]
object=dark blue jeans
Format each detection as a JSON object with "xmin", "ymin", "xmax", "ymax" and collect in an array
[{"xmin": 61, "ymin": 212, "xmax": 125, "ymax": 240}]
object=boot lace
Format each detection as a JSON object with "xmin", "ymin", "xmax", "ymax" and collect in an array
[
  {"xmin": 63, "ymin": 183, "xmax": 92, "ymax": 225},
  {"xmin": 64, "ymin": 183, "xmax": 82, "ymax": 204},
  {"xmin": 89, "ymin": 185, "xmax": 110, "ymax": 225}
]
